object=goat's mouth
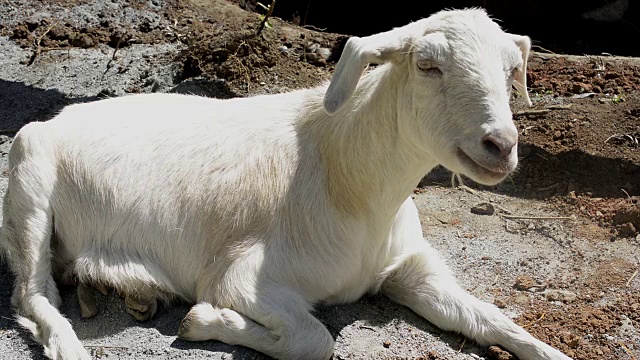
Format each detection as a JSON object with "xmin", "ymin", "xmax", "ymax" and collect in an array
[{"xmin": 456, "ymin": 148, "xmax": 510, "ymax": 183}]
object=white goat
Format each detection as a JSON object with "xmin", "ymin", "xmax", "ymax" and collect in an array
[{"xmin": 0, "ymin": 8, "xmax": 571, "ymax": 360}]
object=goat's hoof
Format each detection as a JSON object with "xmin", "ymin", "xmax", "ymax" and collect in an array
[
  {"xmin": 125, "ymin": 295, "xmax": 157, "ymax": 321},
  {"xmin": 77, "ymin": 283, "xmax": 98, "ymax": 318}
]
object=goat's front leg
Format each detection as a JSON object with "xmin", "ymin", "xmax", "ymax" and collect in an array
[
  {"xmin": 178, "ymin": 286, "xmax": 335, "ymax": 360},
  {"xmin": 381, "ymin": 199, "xmax": 571, "ymax": 360}
]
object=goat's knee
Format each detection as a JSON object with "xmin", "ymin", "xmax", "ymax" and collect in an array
[
  {"xmin": 178, "ymin": 302, "xmax": 230, "ymax": 341},
  {"xmin": 178, "ymin": 302, "xmax": 335, "ymax": 360},
  {"xmin": 283, "ymin": 326, "xmax": 334, "ymax": 360}
]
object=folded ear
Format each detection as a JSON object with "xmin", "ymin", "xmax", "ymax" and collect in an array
[
  {"xmin": 323, "ymin": 26, "xmax": 417, "ymax": 115},
  {"xmin": 509, "ymin": 34, "xmax": 532, "ymax": 107}
]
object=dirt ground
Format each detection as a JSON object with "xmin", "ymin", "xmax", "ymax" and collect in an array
[{"xmin": 0, "ymin": 0, "xmax": 638, "ymax": 359}]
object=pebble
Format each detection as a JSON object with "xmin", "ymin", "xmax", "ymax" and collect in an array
[
  {"xmin": 544, "ymin": 289, "xmax": 577, "ymax": 302},
  {"xmin": 382, "ymin": 339, "xmax": 391, "ymax": 348},
  {"xmin": 514, "ymin": 275, "xmax": 539, "ymax": 291},
  {"xmin": 71, "ymin": 33, "xmax": 94, "ymax": 48},
  {"xmin": 487, "ymin": 345, "xmax": 515, "ymax": 360},
  {"xmin": 314, "ymin": 47, "xmax": 331, "ymax": 61},
  {"xmin": 471, "ymin": 202, "xmax": 495, "ymax": 215}
]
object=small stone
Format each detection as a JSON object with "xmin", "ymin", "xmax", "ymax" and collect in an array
[
  {"xmin": 572, "ymin": 82, "xmax": 592, "ymax": 94},
  {"xmin": 305, "ymin": 52, "xmax": 318, "ymax": 62},
  {"xmin": 382, "ymin": 339, "xmax": 391, "ymax": 348},
  {"xmin": 514, "ymin": 275, "xmax": 539, "ymax": 291},
  {"xmin": 494, "ymin": 298, "xmax": 507, "ymax": 308},
  {"xmin": 305, "ymin": 52, "xmax": 326, "ymax": 66},
  {"xmin": 48, "ymin": 25, "xmax": 69, "ymax": 40},
  {"xmin": 278, "ymin": 45, "xmax": 288, "ymax": 54},
  {"xmin": 514, "ymin": 293, "xmax": 529, "ymax": 305},
  {"xmin": 519, "ymin": 259, "xmax": 529, "ymax": 267},
  {"xmin": 487, "ymin": 345, "xmax": 515, "ymax": 360},
  {"xmin": 617, "ymin": 315, "xmax": 636, "ymax": 337},
  {"xmin": 618, "ymin": 222, "xmax": 637, "ymax": 238},
  {"xmin": 553, "ymin": 130, "xmax": 563, "ymax": 140},
  {"xmin": 314, "ymin": 47, "xmax": 331, "ymax": 61},
  {"xmin": 544, "ymin": 289, "xmax": 577, "ymax": 302},
  {"xmin": 560, "ymin": 331, "xmax": 580, "ymax": 349},
  {"xmin": 481, "ymin": 256, "xmax": 492, "ymax": 261},
  {"xmin": 71, "ymin": 33, "xmax": 94, "ymax": 48},
  {"xmin": 471, "ymin": 202, "xmax": 495, "ymax": 215},
  {"xmin": 10, "ymin": 24, "xmax": 30, "ymax": 39}
]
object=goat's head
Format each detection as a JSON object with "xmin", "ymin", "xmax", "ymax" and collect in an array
[{"xmin": 324, "ymin": 8, "xmax": 532, "ymax": 186}]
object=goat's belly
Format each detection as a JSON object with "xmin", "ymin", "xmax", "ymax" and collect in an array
[{"xmin": 51, "ymin": 206, "xmax": 205, "ymax": 302}]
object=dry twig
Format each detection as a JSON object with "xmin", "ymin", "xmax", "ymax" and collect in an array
[
  {"xmin": 458, "ymin": 337, "xmax": 467, "ymax": 352},
  {"xmin": 514, "ymin": 109, "xmax": 549, "ymax": 117},
  {"xmin": 522, "ymin": 313, "xmax": 546, "ymax": 328},
  {"xmin": 359, "ymin": 325, "xmax": 377, "ymax": 331},
  {"xmin": 619, "ymin": 341, "xmax": 638, "ymax": 360},
  {"xmin": 84, "ymin": 345, "xmax": 130, "ymax": 350},
  {"xmin": 303, "ymin": 24, "xmax": 327, "ymax": 31},
  {"xmin": 28, "ymin": 21, "xmax": 58, "ymax": 66},
  {"xmin": 103, "ymin": 30, "xmax": 127, "ymax": 78},
  {"xmin": 627, "ymin": 269, "xmax": 638, "ymax": 288},
  {"xmin": 458, "ymin": 184, "xmax": 478, "ymax": 195},
  {"xmin": 499, "ymin": 214, "xmax": 576, "ymax": 221},
  {"xmin": 545, "ymin": 104, "xmax": 572, "ymax": 110},
  {"xmin": 531, "ymin": 45, "xmax": 557, "ymax": 55}
]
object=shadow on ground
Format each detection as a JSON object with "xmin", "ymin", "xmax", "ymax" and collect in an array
[{"xmin": 421, "ymin": 142, "xmax": 640, "ymax": 201}]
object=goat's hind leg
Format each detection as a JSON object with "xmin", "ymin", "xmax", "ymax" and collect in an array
[
  {"xmin": 1, "ymin": 131, "xmax": 90, "ymax": 359},
  {"xmin": 2, "ymin": 205, "xmax": 89, "ymax": 359},
  {"xmin": 381, "ymin": 200, "xmax": 571, "ymax": 360},
  {"xmin": 125, "ymin": 292, "xmax": 158, "ymax": 321}
]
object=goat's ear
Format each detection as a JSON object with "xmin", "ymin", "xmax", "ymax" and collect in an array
[
  {"xmin": 324, "ymin": 30, "xmax": 412, "ymax": 115},
  {"xmin": 509, "ymin": 34, "xmax": 532, "ymax": 107}
]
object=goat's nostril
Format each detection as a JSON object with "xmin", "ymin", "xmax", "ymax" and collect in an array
[{"xmin": 482, "ymin": 138, "xmax": 502, "ymax": 157}]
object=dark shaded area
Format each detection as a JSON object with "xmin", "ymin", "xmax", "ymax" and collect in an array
[
  {"xmin": 237, "ymin": 0, "xmax": 640, "ymax": 56},
  {"xmin": 0, "ymin": 80, "xmax": 97, "ymax": 134},
  {"xmin": 421, "ymin": 142, "xmax": 640, "ymax": 200}
]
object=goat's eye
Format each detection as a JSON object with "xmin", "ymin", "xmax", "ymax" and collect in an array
[{"xmin": 417, "ymin": 60, "xmax": 442, "ymax": 76}]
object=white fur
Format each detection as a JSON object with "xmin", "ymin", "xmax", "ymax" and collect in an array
[{"xmin": 0, "ymin": 8, "xmax": 570, "ymax": 360}]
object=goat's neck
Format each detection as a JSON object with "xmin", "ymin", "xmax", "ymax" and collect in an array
[{"xmin": 305, "ymin": 64, "xmax": 438, "ymax": 218}]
